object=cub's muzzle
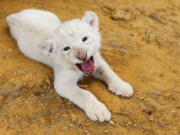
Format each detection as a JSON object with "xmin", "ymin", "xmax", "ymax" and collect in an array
[{"xmin": 74, "ymin": 49, "xmax": 87, "ymax": 61}]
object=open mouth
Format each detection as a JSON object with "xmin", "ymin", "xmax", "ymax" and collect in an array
[{"xmin": 76, "ymin": 56, "xmax": 95, "ymax": 75}]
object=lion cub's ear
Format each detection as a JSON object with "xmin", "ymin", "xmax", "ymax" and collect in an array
[
  {"xmin": 82, "ymin": 11, "xmax": 99, "ymax": 30},
  {"xmin": 39, "ymin": 39, "xmax": 56, "ymax": 56}
]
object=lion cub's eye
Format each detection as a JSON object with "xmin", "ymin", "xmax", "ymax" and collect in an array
[
  {"xmin": 64, "ymin": 46, "xmax": 70, "ymax": 51},
  {"xmin": 82, "ymin": 36, "xmax": 88, "ymax": 42}
]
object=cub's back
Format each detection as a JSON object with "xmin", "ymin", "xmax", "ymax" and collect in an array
[{"xmin": 6, "ymin": 9, "xmax": 61, "ymax": 40}]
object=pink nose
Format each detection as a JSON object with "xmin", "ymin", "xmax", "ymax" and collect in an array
[{"xmin": 75, "ymin": 50, "xmax": 87, "ymax": 61}]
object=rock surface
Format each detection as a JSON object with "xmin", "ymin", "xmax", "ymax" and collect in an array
[{"xmin": 0, "ymin": 0, "xmax": 180, "ymax": 135}]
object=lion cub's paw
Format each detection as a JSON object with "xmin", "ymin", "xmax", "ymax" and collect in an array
[
  {"xmin": 85, "ymin": 101, "xmax": 111, "ymax": 122},
  {"xmin": 109, "ymin": 80, "xmax": 133, "ymax": 97}
]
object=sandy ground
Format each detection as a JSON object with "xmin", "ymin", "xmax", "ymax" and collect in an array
[{"xmin": 0, "ymin": 0, "xmax": 180, "ymax": 135}]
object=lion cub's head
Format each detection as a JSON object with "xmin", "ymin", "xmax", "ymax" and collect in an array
[{"xmin": 40, "ymin": 11, "xmax": 101, "ymax": 74}]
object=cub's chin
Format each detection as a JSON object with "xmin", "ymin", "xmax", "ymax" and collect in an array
[{"xmin": 76, "ymin": 56, "xmax": 95, "ymax": 75}]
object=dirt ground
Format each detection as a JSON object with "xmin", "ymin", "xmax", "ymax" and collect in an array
[{"xmin": 0, "ymin": 0, "xmax": 180, "ymax": 135}]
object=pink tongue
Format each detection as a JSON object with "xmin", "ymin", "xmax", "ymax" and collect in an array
[{"xmin": 80, "ymin": 59, "xmax": 95, "ymax": 74}]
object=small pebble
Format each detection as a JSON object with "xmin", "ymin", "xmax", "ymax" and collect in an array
[
  {"xmin": 46, "ymin": 79, "xmax": 51, "ymax": 84},
  {"xmin": 149, "ymin": 116, "xmax": 154, "ymax": 121},
  {"xmin": 70, "ymin": 113, "xmax": 77, "ymax": 121},
  {"xmin": 8, "ymin": 49, "xmax": 12, "ymax": 52},
  {"xmin": 127, "ymin": 121, "xmax": 132, "ymax": 125},
  {"xmin": 68, "ymin": 123, "xmax": 73, "ymax": 127},
  {"xmin": 109, "ymin": 120, "xmax": 115, "ymax": 125},
  {"xmin": 110, "ymin": 40, "xmax": 120, "ymax": 47},
  {"xmin": 78, "ymin": 84, "xmax": 90, "ymax": 88}
]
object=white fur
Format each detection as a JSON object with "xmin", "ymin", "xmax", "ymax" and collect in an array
[{"xmin": 6, "ymin": 9, "xmax": 133, "ymax": 122}]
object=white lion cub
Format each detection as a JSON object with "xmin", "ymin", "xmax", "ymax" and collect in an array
[{"xmin": 6, "ymin": 9, "xmax": 133, "ymax": 122}]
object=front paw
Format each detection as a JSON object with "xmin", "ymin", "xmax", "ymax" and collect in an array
[
  {"xmin": 108, "ymin": 80, "xmax": 133, "ymax": 97},
  {"xmin": 84, "ymin": 101, "xmax": 111, "ymax": 122}
]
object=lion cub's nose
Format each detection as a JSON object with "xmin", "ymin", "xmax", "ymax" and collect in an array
[{"xmin": 75, "ymin": 50, "xmax": 87, "ymax": 61}]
